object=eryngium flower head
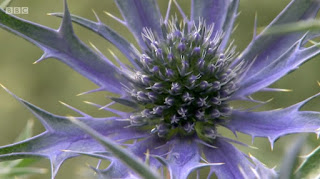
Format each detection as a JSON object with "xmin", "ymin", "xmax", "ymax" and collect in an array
[
  {"xmin": 0, "ymin": 0, "xmax": 320, "ymax": 178},
  {"xmin": 126, "ymin": 19, "xmax": 239, "ymax": 138}
]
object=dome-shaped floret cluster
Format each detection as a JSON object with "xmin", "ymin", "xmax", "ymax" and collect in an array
[{"xmin": 123, "ymin": 18, "xmax": 241, "ymax": 137}]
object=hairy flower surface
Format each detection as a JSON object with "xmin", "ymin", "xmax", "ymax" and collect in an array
[{"xmin": 0, "ymin": 0, "xmax": 320, "ymax": 178}]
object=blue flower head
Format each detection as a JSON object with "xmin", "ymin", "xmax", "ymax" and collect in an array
[{"xmin": 0, "ymin": 0, "xmax": 320, "ymax": 178}]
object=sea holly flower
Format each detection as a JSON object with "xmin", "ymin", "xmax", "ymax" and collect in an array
[{"xmin": 0, "ymin": 0, "xmax": 320, "ymax": 178}]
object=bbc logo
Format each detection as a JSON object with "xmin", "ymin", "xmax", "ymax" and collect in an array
[{"xmin": 5, "ymin": 7, "xmax": 29, "ymax": 14}]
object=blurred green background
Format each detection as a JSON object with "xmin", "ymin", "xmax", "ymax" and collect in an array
[{"xmin": 0, "ymin": 0, "xmax": 319, "ymax": 178}]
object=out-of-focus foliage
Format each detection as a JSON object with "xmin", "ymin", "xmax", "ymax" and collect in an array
[
  {"xmin": 0, "ymin": 120, "xmax": 47, "ymax": 179},
  {"xmin": 296, "ymin": 143, "xmax": 320, "ymax": 179},
  {"xmin": 0, "ymin": 0, "xmax": 13, "ymax": 9},
  {"xmin": 260, "ymin": 20, "xmax": 320, "ymax": 36}
]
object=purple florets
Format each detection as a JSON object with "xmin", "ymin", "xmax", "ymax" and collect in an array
[{"xmin": 123, "ymin": 19, "xmax": 241, "ymax": 137}]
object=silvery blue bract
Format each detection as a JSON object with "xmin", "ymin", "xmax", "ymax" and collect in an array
[{"xmin": 0, "ymin": 0, "xmax": 320, "ymax": 178}]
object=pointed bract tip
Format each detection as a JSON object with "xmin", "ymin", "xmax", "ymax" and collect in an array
[
  {"xmin": 76, "ymin": 92, "xmax": 84, "ymax": 96},
  {"xmin": 77, "ymin": 91, "xmax": 91, "ymax": 96},
  {"xmin": 89, "ymin": 42, "xmax": 100, "ymax": 52},
  {"xmin": 63, "ymin": 0, "xmax": 68, "ymax": 10},
  {"xmin": 144, "ymin": 149, "xmax": 150, "ymax": 156},
  {"xmin": 89, "ymin": 41, "xmax": 95, "ymax": 48},
  {"xmin": 98, "ymin": 106, "xmax": 106, "ymax": 110},
  {"xmin": 268, "ymin": 137, "xmax": 275, "ymax": 151},
  {"xmin": 250, "ymin": 167, "xmax": 260, "ymax": 178},
  {"xmin": 316, "ymin": 131, "xmax": 320, "ymax": 139},
  {"xmin": 61, "ymin": 149, "xmax": 72, "ymax": 152},
  {"xmin": 264, "ymin": 88, "xmax": 293, "ymax": 92},
  {"xmin": 0, "ymin": 84, "xmax": 24, "ymax": 102},
  {"xmin": 91, "ymin": 9, "xmax": 97, "ymax": 16},
  {"xmin": 58, "ymin": 0, "xmax": 73, "ymax": 35},
  {"xmin": 83, "ymin": 101, "xmax": 93, "ymax": 105},
  {"xmin": 309, "ymin": 40, "xmax": 318, "ymax": 45},
  {"xmin": 58, "ymin": 101, "xmax": 67, "ymax": 105},
  {"xmin": 33, "ymin": 59, "xmax": 44, "ymax": 64},
  {"xmin": 282, "ymin": 89, "xmax": 293, "ymax": 92},
  {"xmin": 62, "ymin": 0, "xmax": 70, "ymax": 19},
  {"xmin": 102, "ymin": 10, "xmax": 126, "ymax": 25},
  {"xmin": 0, "ymin": 83, "xmax": 8, "ymax": 91},
  {"xmin": 108, "ymin": 49, "xmax": 116, "ymax": 56},
  {"xmin": 316, "ymin": 129, "xmax": 320, "ymax": 139},
  {"xmin": 317, "ymin": 81, "xmax": 320, "ymax": 86},
  {"xmin": 77, "ymin": 88, "xmax": 105, "ymax": 96},
  {"xmin": 270, "ymin": 144, "xmax": 274, "ymax": 151},
  {"xmin": 249, "ymin": 145, "xmax": 259, "ymax": 150},
  {"xmin": 103, "ymin": 11, "xmax": 113, "ymax": 17},
  {"xmin": 214, "ymin": 162, "xmax": 225, "ymax": 165},
  {"xmin": 232, "ymin": 23, "xmax": 239, "ymax": 33},
  {"xmin": 266, "ymin": 98, "xmax": 273, "ymax": 103},
  {"xmin": 236, "ymin": 11, "xmax": 242, "ymax": 17},
  {"xmin": 33, "ymin": 53, "xmax": 49, "ymax": 64},
  {"xmin": 253, "ymin": 11, "xmax": 258, "ymax": 38},
  {"xmin": 144, "ymin": 149, "xmax": 150, "ymax": 164},
  {"xmin": 91, "ymin": 9, "xmax": 101, "ymax": 22},
  {"xmin": 83, "ymin": 101, "xmax": 105, "ymax": 110}
]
